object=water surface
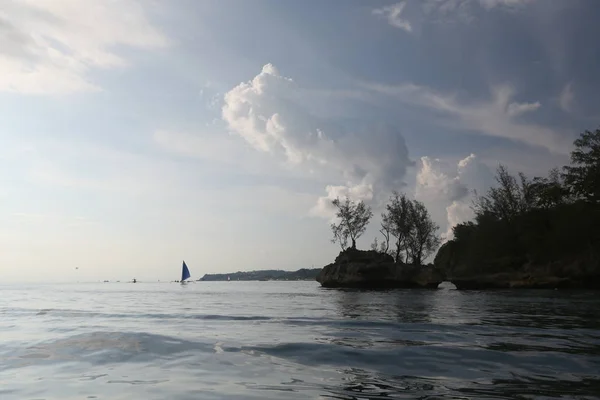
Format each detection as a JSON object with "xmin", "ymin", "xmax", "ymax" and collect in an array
[{"xmin": 1, "ymin": 281, "xmax": 599, "ymax": 399}]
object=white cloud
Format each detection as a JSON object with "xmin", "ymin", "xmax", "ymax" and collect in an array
[
  {"xmin": 414, "ymin": 154, "xmax": 494, "ymax": 239},
  {"xmin": 373, "ymin": 2, "xmax": 413, "ymax": 33},
  {"xmin": 364, "ymin": 81, "xmax": 571, "ymax": 154},
  {"xmin": 507, "ymin": 101, "xmax": 541, "ymax": 117},
  {"xmin": 222, "ymin": 63, "xmax": 412, "ymax": 218},
  {"xmin": 309, "ymin": 182, "xmax": 374, "ymax": 220},
  {"xmin": 0, "ymin": 0, "xmax": 168, "ymax": 94}
]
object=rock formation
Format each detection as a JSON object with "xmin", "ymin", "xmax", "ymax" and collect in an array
[{"xmin": 316, "ymin": 248, "xmax": 445, "ymax": 289}]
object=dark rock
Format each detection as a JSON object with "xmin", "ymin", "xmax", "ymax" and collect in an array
[
  {"xmin": 316, "ymin": 248, "xmax": 445, "ymax": 289},
  {"xmin": 436, "ymin": 249, "xmax": 600, "ymax": 290}
]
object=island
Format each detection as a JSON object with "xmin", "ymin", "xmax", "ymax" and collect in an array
[
  {"xmin": 198, "ymin": 268, "xmax": 322, "ymax": 281},
  {"xmin": 316, "ymin": 191, "xmax": 445, "ymax": 289},
  {"xmin": 316, "ymin": 248, "xmax": 444, "ymax": 289},
  {"xmin": 317, "ymin": 127, "xmax": 600, "ymax": 290}
]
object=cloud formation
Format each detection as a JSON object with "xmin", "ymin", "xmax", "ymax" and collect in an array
[
  {"xmin": 0, "ymin": 0, "xmax": 167, "ymax": 94},
  {"xmin": 222, "ymin": 63, "xmax": 412, "ymax": 218},
  {"xmin": 375, "ymin": 0, "xmax": 536, "ymax": 30},
  {"xmin": 373, "ymin": 2, "xmax": 413, "ymax": 33},
  {"xmin": 415, "ymin": 153, "xmax": 494, "ymax": 239},
  {"xmin": 309, "ymin": 182, "xmax": 375, "ymax": 220},
  {"xmin": 365, "ymin": 82, "xmax": 571, "ymax": 154},
  {"xmin": 507, "ymin": 100, "xmax": 541, "ymax": 117}
]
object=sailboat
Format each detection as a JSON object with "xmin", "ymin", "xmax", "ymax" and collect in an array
[{"xmin": 181, "ymin": 260, "xmax": 191, "ymax": 284}]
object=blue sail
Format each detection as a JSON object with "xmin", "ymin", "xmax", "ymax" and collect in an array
[{"xmin": 181, "ymin": 260, "xmax": 191, "ymax": 282}]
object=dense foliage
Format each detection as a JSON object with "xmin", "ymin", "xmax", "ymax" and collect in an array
[
  {"xmin": 374, "ymin": 192, "xmax": 440, "ymax": 265},
  {"xmin": 435, "ymin": 128, "xmax": 600, "ymax": 277}
]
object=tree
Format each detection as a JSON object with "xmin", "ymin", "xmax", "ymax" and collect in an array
[
  {"xmin": 530, "ymin": 168, "xmax": 571, "ymax": 209},
  {"xmin": 330, "ymin": 197, "xmax": 373, "ymax": 250},
  {"xmin": 564, "ymin": 128, "xmax": 600, "ymax": 202},
  {"xmin": 331, "ymin": 221, "xmax": 349, "ymax": 250},
  {"xmin": 473, "ymin": 165, "xmax": 535, "ymax": 222},
  {"xmin": 433, "ymin": 126, "xmax": 600, "ymax": 284},
  {"xmin": 370, "ymin": 218, "xmax": 393, "ymax": 255},
  {"xmin": 405, "ymin": 200, "xmax": 441, "ymax": 265},
  {"xmin": 382, "ymin": 192, "xmax": 413, "ymax": 263},
  {"xmin": 379, "ymin": 216, "xmax": 392, "ymax": 254}
]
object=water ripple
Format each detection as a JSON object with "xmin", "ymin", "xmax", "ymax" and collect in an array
[{"xmin": 0, "ymin": 282, "xmax": 599, "ymax": 399}]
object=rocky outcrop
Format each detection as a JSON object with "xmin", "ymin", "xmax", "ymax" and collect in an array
[
  {"xmin": 316, "ymin": 248, "xmax": 445, "ymax": 289},
  {"xmin": 435, "ymin": 241, "xmax": 600, "ymax": 290},
  {"xmin": 450, "ymin": 269, "xmax": 600, "ymax": 290}
]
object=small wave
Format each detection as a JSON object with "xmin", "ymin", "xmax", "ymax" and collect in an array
[{"xmin": 2, "ymin": 331, "xmax": 217, "ymax": 369}]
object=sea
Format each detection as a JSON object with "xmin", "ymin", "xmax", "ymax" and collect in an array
[{"xmin": 1, "ymin": 281, "xmax": 600, "ymax": 399}]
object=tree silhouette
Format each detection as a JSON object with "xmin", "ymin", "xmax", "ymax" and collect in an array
[{"xmin": 330, "ymin": 197, "xmax": 373, "ymax": 250}]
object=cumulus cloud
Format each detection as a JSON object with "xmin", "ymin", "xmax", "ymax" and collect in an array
[
  {"xmin": 414, "ymin": 154, "xmax": 494, "ymax": 239},
  {"xmin": 222, "ymin": 63, "xmax": 412, "ymax": 218},
  {"xmin": 364, "ymin": 81, "xmax": 570, "ymax": 154},
  {"xmin": 309, "ymin": 182, "xmax": 374, "ymax": 220},
  {"xmin": 0, "ymin": 0, "xmax": 168, "ymax": 94},
  {"xmin": 373, "ymin": 2, "xmax": 413, "ymax": 33}
]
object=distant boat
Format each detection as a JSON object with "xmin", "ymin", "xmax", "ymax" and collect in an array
[
  {"xmin": 227, "ymin": 276, "xmax": 231, "ymax": 282},
  {"xmin": 132, "ymin": 278, "xmax": 137, "ymax": 283},
  {"xmin": 181, "ymin": 260, "xmax": 191, "ymax": 284}
]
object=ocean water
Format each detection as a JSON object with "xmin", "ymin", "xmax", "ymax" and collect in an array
[{"xmin": 1, "ymin": 282, "xmax": 600, "ymax": 399}]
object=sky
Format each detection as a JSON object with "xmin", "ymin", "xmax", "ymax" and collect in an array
[{"xmin": 1, "ymin": 0, "xmax": 599, "ymax": 283}]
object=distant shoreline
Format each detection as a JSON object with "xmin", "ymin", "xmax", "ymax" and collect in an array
[{"xmin": 198, "ymin": 268, "xmax": 322, "ymax": 282}]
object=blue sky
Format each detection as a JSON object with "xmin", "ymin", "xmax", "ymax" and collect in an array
[{"xmin": 1, "ymin": 0, "xmax": 598, "ymax": 282}]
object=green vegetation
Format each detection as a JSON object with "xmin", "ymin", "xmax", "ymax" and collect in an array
[
  {"xmin": 435, "ymin": 128, "xmax": 600, "ymax": 282},
  {"xmin": 330, "ymin": 192, "xmax": 440, "ymax": 265},
  {"xmin": 199, "ymin": 268, "xmax": 321, "ymax": 281}
]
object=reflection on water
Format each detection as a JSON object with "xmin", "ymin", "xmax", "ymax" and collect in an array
[
  {"xmin": 332, "ymin": 289, "xmax": 436, "ymax": 323},
  {"xmin": 1, "ymin": 282, "xmax": 599, "ymax": 399}
]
